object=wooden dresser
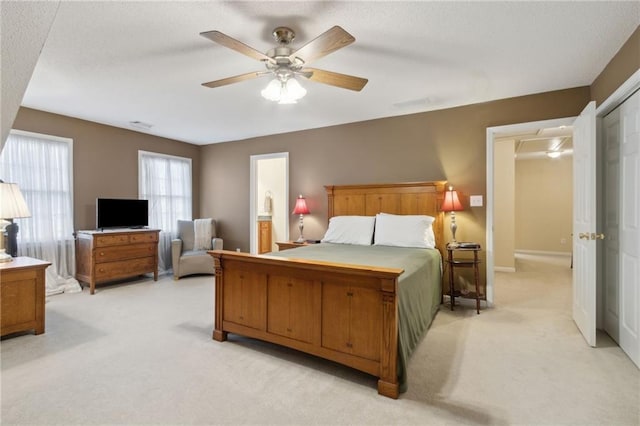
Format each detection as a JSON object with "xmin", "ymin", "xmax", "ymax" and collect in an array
[
  {"xmin": 75, "ymin": 229, "xmax": 160, "ymax": 294},
  {"xmin": 0, "ymin": 257, "xmax": 51, "ymax": 337}
]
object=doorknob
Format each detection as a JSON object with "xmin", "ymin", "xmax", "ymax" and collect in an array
[
  {"xmin": 591, "ymin": 233, "xmax": 605, "ymax": 240},
  {"xmin": 579, "ymin": 232, "xmax": 590, "ymax": 240}
]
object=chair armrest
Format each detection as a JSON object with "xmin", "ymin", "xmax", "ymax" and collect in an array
[
  {"xmin": 171, "ymin": 239, "xmax": 182, "ymax": 278},
  {"xmin": 212, "ymin": 238, "xmax": 223, "ymax": 250}
]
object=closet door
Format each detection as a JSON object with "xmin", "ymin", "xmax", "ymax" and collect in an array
[
  {"xmin": 619, "ymin": 89, "xmax": 640, "ymax": 368},
  {"xmin": 603, "ymin": 107, "xmax": 620, "ymax": 342}
]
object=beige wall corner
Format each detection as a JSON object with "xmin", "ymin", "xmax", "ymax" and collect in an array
[
  {"xmin": 494, "ymin": 139, "xmax": 516, "ymax": 270},
  {"xmin": 515, "ymin": 156, "xmax": 573, "ymax": 253}
]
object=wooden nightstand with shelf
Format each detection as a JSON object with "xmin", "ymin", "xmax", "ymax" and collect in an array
[{"xmin": 444, "ymin": 243, "xmax": 482, "ymax": 314}]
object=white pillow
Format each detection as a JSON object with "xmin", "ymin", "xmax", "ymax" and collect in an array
[
  {"xmin": 321, "ymin": 216, "xmax": 375, "ymax": 245},
  {"xmin": 374, "ymin": 213, "xmax": 436, "ymax": 249}
]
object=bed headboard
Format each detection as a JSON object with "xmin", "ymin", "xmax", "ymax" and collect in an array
[{"xmin": 324, "ymin": 181, "xmax": 447, "ymax": 255}]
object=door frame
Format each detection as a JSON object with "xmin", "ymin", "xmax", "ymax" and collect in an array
[
  {"xmin": 249, "ymin": 152, "xmax": 289, "ymax": 254},
  {"xmin": 485, "ymin": 68, "xmax": 640, "ymax": 309},
  {"xmin": 485, "ymin": 116, "xmax": 575, "ymax": 306}
]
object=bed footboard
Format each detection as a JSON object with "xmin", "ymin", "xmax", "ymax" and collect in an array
[{"xmin": 209, "ymin": 250, "xmax": 404, "ymax": 398}]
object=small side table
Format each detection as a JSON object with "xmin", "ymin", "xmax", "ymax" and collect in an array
[
  {"xmin": 275, "ymin": 241, "xmax": 309, "ymax": 251},
  {"xmin": 0, "ymin": 257, "xmax": 51, "ymax": 336},
  {"xmin": 445, "ymin": 243, "xmax": 482, "ymax": 314}
]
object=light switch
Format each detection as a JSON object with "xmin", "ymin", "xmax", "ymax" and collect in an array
[{"xmin": 470, "ymin": 195, "xmax": 483, "ymax": 207}]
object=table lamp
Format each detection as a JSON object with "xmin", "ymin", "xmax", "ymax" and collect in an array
[
  {"xmin": 0, "ymin": 181, "xmax": 32, "ymax": 261},
  {"xmin": 292, "ymin": 194, "xmax": 310, "ymax": 243},
  {"xmin": 441, "ymin": 186, "xmax": 464, "ymax": 247}
]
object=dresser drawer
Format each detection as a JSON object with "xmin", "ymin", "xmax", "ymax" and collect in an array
[
  {"xmin": 95, "ymin": 257, "xmax": 156, "ymax": 281},
  {"xmin": 130, "ymin": 232, "xmax": 158, "ymax": 244},
  {"xmin": 95, "ymin": 243, "xmax": 156, "ymax": 263},
  {"xmin": 95, "ymin": 234, "xmax": 130, "ymax": 247}
]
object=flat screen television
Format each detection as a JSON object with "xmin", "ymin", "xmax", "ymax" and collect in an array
[{"xmin": 96, "ymin": 198, "xmax": 149, "ymax": 230}]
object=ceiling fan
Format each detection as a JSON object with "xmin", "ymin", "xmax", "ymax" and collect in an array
[{"xmin": 200, "ymin": 26, "xmax": 368, "ymax": 103}]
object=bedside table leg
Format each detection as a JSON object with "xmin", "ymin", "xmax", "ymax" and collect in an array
[
  {"xmin": 474, "ymin": 250, "xmax": 480, "ymax": 314},
  {"xmin": 448, "ymin": 250, "xmax": 455, "ymax": 311}
]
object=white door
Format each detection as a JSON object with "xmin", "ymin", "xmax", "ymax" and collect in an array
[
  {"xmin": 619, "ymin": 89, "xmax": 640, "ymax": 368},
  {"xmin": 573, "ymin": 101, "xmax": 597, "ymax": 347},
  {"xmin": 603, "ymin": 107, "xmax": 621, "ymax": 342}
]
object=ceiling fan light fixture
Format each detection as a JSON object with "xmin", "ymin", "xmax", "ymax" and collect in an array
[
  {"xmin": 261, "ymin": 77, "xmax": 306, "ymax": 104},
  {"xmin": 261, "ymin": 79, "xmax": 283, "ymax": 101}
]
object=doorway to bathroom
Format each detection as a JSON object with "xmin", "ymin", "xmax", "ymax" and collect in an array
[{"xmin": 249, "ymin": 152, "xmax": 289, "ymax": 254}]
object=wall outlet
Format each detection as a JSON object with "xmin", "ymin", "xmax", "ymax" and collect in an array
[{"xmin": 470, "ymin": 195, "xmax": 483, "ymax": 207}]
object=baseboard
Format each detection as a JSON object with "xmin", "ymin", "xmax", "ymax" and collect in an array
[
  {"xmin": 515, "ymin": 250, "xmax": 571, "ymax": 257},
  {"xmin": 494, "ymin": 266, "xmax": 516, "ymax": 273}
]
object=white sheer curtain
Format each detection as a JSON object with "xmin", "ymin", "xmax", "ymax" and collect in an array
[
  {"xmin": 0, "ymin": 130, "xmax": 81, "ymax": 295},
  {"xmin": 138, "ymin": 151, "xmax": 192, "ymax": 274}
]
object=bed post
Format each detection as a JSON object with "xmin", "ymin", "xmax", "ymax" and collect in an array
[
  {"xmin": 377, "ymin": 277, "xmax": 399, "ymax": 399},
  {"xmin": 325, "ymin": 185, "xmax": 335, "ymax": 220},
  {"xmin": 210, "ymin": 252, "xmax": 227, "ymax": 342}
]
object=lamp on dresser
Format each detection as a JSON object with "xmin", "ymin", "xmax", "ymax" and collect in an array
[
  {"xmin": 0, "ymin": 180, "xmax": 32, "ymax": 261},
  {"xmin": 292, "ymin": 194, "xmax": 310, "ymax": 243},
  {"xmin": 441, "ymin": 185, "xmax": 464, "ymax": 248}
]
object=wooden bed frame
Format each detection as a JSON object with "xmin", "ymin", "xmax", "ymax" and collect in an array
[{"xmin": 209, "ymin": 181, "xmax": 446, "ymax": 398}]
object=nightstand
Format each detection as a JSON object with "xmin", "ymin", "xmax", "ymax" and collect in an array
[
  {"xmin": 1, "ymin": 257, "xmax": 51, "ymax": 336},
  {"xmin": 275, "ymin": 241, "xmax": 310, "ymax": 251},
  {"xmin": 444, "ymin": 243, "xmax": 482, "ymax": 314}
]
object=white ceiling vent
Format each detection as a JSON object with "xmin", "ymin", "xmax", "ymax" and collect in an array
[{"xmin": 129, "ymin": 121, "xmax": 154, "ymax": 130}]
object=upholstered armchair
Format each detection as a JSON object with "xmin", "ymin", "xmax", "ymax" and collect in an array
[{"xmin": 171, "ymin": 219, "xmax": 223, "ymax": 280}]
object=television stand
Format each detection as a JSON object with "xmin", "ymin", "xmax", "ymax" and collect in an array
[{"xmin": 75, "ymin": 228, "xmax": 160, "ymax": 294}]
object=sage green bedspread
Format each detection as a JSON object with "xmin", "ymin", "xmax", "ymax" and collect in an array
[{"xmin": 267, "ymin": 243, "xmax": 442, "ymax": 393}]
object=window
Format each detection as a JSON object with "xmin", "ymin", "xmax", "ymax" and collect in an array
[
  {"xmin": 138, "ymin": 150, "xmax": 192, "ymax": 273},
  {"xmin": 0, "ymin": 130, "xmax": 81, "ymax": 294}
]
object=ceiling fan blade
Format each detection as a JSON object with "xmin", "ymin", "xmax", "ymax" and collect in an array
[
  {"xmin": 202, "ymin": 71, "xmax": 268, "ymax": 89},
  {"xmin": 288, "ymin": 26, "xmax": 355, "ymax": 64},
  {"xmin": 300, "ymin": 68, "xmax": 368, "ymax": 91},
  {"xmin": 200, "ymin": 30, "xmax": 275, "ymax": 64}
]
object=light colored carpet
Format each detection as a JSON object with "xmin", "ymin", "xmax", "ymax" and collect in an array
[{"xmin": 1, "ymin": 253, "xmax": 638, "ymax": 425}]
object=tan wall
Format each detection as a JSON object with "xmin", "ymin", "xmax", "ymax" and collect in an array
[
  {"xmin": 200, "ymin": 87, "xmax": 591, "ymax": 255},
  {"xmin": 591, "ymin": 25, "xmax": 640, "ymax": 105},
  {"xmin": 494, "ymin": 140, "xmax": 515, "ymax": 269},
  {"xmin": 11, "ymin": 107, "xmax": 201, "ymax": 231},
  {"xmin": 515, "ymin": 156, "xmax": 573, "ymax": 253}
]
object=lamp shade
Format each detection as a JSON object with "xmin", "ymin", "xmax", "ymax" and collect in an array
[
  {"xmin": 441, "ymin": 187, "xmax": 463, "ymax": 212},
  {"xmin": 0, "ymin": 182, "xmax": 31, "ymax": 219},
  {"xmin": 292, "ymin": 195, "xmax": 310, "ymax": 215}
]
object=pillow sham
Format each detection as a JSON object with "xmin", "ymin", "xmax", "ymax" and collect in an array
[
  {"xmin": 374, "ymin": 213, "xmax": 436, "ymax": 249},
  {"xmin": 321, "ymin": 215, "xmax": 375, "ymax": 245}
]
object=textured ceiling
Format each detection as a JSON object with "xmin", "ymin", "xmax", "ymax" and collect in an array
[
  {"xmin": 496, "ymin": 126, "xmax": 574, "ymax": 160},
  {"xmin": 21, "ymin": 1, "xmax": 640, "ymax": 145}
]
